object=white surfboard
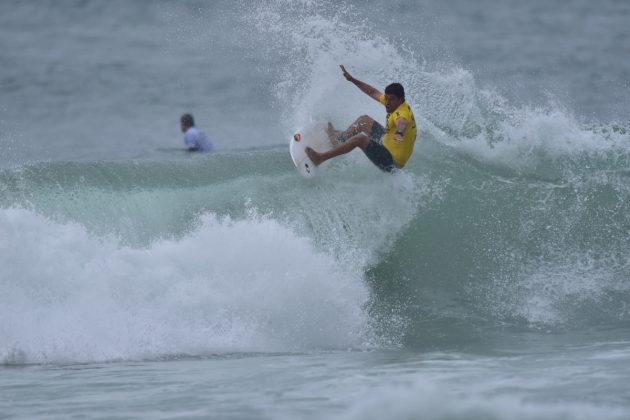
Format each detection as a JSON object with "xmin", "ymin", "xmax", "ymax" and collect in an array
[{"xmin": 289, "ymin": 122, "xmax": 333, "ymax": 178}]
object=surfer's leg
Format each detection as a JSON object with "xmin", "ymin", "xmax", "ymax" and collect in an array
[
  {"xmin": 328, "ymin": 115, "xmax": 375, "ymax": 145},
  {"xmin": 343, "ymin": 115, "xmax": 375, "ymax": 140},
  {"xmin": 326, "ymin": 122, "xmax": 343, "ymax": 146},
  {"xmin": 305, "ymin": 133, "xmax": 369, "ymax": 166}
]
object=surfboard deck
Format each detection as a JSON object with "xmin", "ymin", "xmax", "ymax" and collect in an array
[{"xmin": 289, "ymin": 122, "xmax": 333, "ymax": 178}]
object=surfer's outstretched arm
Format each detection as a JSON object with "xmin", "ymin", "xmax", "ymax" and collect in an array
[{"xmin": 340, "ymin": 65, "xmax": 382, "ymax": 102}]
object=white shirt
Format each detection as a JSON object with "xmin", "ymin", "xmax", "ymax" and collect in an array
[{"xmin": 183, "ymin": 127, "xmax": 214, "ymax": 152}]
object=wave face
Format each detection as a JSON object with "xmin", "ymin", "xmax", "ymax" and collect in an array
[
  {"xmin": 0, "ymin": 153, "xmax": 427, "ymax": 364},
  {"xmin": 2, "ymin": 0, "xmax": 630, "ymax": 364},
  {"xmin": 2, "ymin": 125, "xmax": 629, "ymax": 363}
]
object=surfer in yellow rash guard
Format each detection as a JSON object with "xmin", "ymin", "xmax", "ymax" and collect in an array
[{"xmin": 305, "ymin": 65, "xmax": 417, "ymax": 172}]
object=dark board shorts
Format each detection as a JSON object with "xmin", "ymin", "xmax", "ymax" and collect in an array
[{"xmin": 364, "ymin": 121, "xmax": 395, "ymax": 172}]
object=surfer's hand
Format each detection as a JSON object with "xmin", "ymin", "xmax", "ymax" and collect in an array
[{"xmin": 340, "ymin": 65, "xmax": 353, "ymax": 81}]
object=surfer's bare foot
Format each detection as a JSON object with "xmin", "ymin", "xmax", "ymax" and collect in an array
[{"xmin": 305, "ymin": 147, "xmax": 324, "ymax": 166}]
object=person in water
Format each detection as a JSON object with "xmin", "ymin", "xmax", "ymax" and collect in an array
[
  {"xmin": 180, "ymin": 113, "xmax": 214, "ymax": 152},
  {"xmin": 305, "ymin": 65, "xmax": 417, "ymax": 172}
]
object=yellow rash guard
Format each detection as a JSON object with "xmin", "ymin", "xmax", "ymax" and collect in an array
[{"xmin": 379, "ymin": 94, "xmax": 417, "ymax": 167}]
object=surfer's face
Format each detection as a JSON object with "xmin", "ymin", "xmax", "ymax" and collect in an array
[{"xmin": 384, "ymin": 93, "xmax": 403, "ymax": 113}]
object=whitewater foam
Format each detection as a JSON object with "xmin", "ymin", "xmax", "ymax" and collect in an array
[{"xmin": 0, "ymin": 208, "xmax": 370, "ymax": 364}]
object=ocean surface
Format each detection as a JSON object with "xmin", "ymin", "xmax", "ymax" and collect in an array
[{"xmin": 1, "ymin": 0, "xmax": 630, "ymax": 418}]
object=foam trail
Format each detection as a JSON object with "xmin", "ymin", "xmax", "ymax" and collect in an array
[{"xmin": 336, "ymin": 376, "xmax": 629, "ymax": 420}]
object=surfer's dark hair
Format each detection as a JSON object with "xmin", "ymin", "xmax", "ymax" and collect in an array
[
  {"xmin": 385, "ymin": 83, "xmax": 405, "ymax": 100},
  {"xmin": 180, "ymin": 113, "xmax": 195, "ymax": 127}
]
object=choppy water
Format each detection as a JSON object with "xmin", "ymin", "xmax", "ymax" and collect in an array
[{"xmin": 2, "ymin": 0, "xmax": 630, "ymax": 419}]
